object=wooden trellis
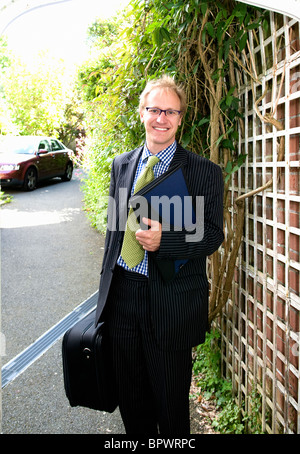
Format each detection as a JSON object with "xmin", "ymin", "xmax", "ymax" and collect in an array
[{"xmin": 220, "ymin": 11, "xmax": 300, "ymax": 434}]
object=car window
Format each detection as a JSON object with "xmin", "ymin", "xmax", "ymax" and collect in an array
[
  {"xmin": 38, "ymin": 140, "xmax": 50, "ymax": 152},
  {"xmin": 0, "ymin": 137, "xmax": 36, "ymax": 154},
  {"xmin": 51, "ymin": 139, "xmax": 64, "ymax": 151}
]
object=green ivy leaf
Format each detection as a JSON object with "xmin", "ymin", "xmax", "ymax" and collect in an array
[
  {"xmin": 205, "ymin": 22, "xmax": 215, "ymax": 38},
  {"xmin": 239, "ymin": 32, "xmax": 248, "ymax": 51},
  {"xmin": 198, "ymin": 117, "xmax": 210, "ymax": 126},
  {"xmin": 152, "ymin": 28, "xmax": 163, "ymax": 47},
  {"xmin": 225, "ymin": 161, "xmax": 232, "ymax": 173},
  {"xmin": 160, "ymin": 27, "xmax": 171, "ymax": 42},
  {"xmin": 181, "ymin": 132, "xmax": 191, "ymax": 148},
  {"xmin": 152, "ymin": 27, "xmax": 171, "ymax": 47},
  {"xmin": 222, "ymin": 138, "xmax": 235, "ymax": 150},
  {"xmin": 200, "ymin": 1, "xmax": 208, "ymax": 16}
]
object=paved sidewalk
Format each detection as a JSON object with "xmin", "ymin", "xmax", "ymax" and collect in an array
[
  {"xmin": 1, "ymin": 171, "xmax": 125, "ymax": 434},
  {"xmin": 2, "ymin": 338, "xmax": 125, "ymax": 434}
]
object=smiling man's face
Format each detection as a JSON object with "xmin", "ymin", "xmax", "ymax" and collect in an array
[{"xmin": 140, "ymin": 88, "xmax": 182, "ymax": 155}]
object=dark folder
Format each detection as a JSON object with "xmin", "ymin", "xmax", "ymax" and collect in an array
[{"xmin": 129, "ymin": 164, "xmax": 196, "ymax": 281}]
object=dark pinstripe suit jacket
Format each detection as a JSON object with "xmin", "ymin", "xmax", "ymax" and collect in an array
[{"xmin": 95, "ymin": 143, "xmax": 224, "ymax": 350}]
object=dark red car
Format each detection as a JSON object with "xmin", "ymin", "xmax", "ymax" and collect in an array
[{"xmin": 0, "ymin": 136, "xmax": 74, "ymax": 191}]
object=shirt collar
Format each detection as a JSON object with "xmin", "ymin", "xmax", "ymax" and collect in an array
[{"xmin": 142, "ymin": 140, "xmax": 177, "ymax": 164}]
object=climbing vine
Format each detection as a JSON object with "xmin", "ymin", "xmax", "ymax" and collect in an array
[{"xmin": 80, "ymin": 0, "xmax": 277, "ymax": 324}]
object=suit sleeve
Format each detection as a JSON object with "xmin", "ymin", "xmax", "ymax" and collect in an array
[
  {"xmin": 155, "ymin": 160, "xmax": 224, "ymax": 260},
  {"xmin": 100, "ymin": 158, "xmax": 118, "ymax": 273}
]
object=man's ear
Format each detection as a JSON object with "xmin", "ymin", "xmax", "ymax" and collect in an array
[{"xmin": 140, "ymin": 109, "xmax": 145, "ymax": 123}]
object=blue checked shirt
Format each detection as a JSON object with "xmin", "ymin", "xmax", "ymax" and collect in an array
[{"xmin": 117, "ymin": 140, "xmax": 177, "ymax": 276}]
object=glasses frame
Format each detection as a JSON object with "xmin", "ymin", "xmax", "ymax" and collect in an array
[{"xmin": 145, "ymin": 107, "xmax": 182, "ymax": 117}]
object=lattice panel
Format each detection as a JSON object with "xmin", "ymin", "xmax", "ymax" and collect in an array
[{"xmin": 220, "ymin": 12, "xmax": 300, "ymax": 434}]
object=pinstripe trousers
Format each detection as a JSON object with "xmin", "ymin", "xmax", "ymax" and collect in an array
[{"xmin": 106, "ymin": 266, "xmax": 192, "ymax": 435}]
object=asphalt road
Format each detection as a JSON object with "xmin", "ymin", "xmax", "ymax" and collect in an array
[{"xmin": 1, "ymin": 169, "xmax": 125, "ymax": 434}]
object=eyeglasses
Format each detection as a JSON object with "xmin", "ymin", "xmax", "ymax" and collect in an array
[{"xmin": 145, "ymin": 107, "xmax": 181, "ymax": 117}]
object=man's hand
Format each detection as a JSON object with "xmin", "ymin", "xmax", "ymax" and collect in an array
[{"xmin": 136, "ymin": 217, "xmax": 162, "ymax": 252}]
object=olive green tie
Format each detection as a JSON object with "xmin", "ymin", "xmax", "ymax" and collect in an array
[{"xmin": 121, "ymin": 155, "xmax": 160, "ymax": 268}]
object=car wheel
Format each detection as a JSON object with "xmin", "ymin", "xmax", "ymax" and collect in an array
[
  {"xmin": 23, "ymin": 167, "xmax": 37, "ymax": 191},
  {"xmin": 62, "ymin": 162, "xmax": 73, "ymax": 181}
]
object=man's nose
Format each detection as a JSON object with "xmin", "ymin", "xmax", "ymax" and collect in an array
[{"xmin": 157, "ymin": 111, "xmax": 167, "ymax": 121}]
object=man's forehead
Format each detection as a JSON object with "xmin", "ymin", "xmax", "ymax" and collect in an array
[{"xmin": 145, "ymin": 87, "xmax": 181, "ymax": 104}]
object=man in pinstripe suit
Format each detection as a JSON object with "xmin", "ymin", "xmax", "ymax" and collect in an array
[{"xmin": 95, "ymin": 75, "xmax": 224, "ymax": 434}]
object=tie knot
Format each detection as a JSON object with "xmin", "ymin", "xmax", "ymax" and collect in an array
[{"xmin": 146, "ymin": 155, "xmax": 160, "ymax": 169}]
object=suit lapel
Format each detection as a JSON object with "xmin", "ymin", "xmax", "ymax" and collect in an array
[
  {"xmin": 116, "ymin": 146, "xmax": 143, "ymax": 231},
  {"xmin": 119, "ymin": 146, "xmax": 143, "ymax": 199},
  {"xmin": 169, "ymin": 143, "xmax": 188, "ymax": 169}
]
